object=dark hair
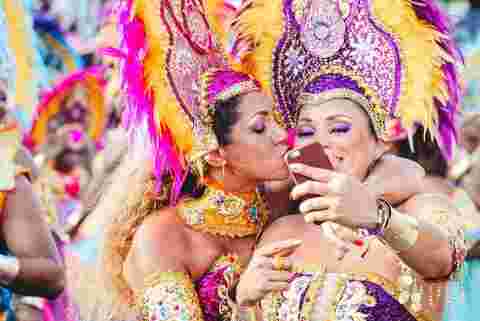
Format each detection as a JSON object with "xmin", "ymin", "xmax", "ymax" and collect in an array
[
  {"xmin": 180, "ymin": 95, "xmax": 242, "ymax": 197},
  {"xmin": 396, "ymin": 126, "xmax": 448, "ymax": 177},
  {"xmin": 213, "ymin": 95, "xmax": 241, "ymax": 146},
  {"xmin": 471, "ymin": 0, "xmax": 480, "ymax": 9}
]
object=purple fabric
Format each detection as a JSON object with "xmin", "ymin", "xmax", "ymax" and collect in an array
[
  {"xmin": 195, "ymin": 266, "xmax": 229, "ymax": 321},
  {"xmin": 206, "ymin": 70, "xmax": 260, "ymax": 105},
  {"xmin": 304, "ymin": 74, "xmax": 364, "ymax": 95},
  {"xmin": 44, "ymin": 236, "xmax": 80, "ymax": 321},
  {"xmin": 358, "ymin": 281, "xmax": 416, "ymax": 321}
]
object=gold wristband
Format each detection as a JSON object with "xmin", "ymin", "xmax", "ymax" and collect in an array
[
  {"xmin": 0, "ymin": 255, "xmax": 20, "ymax": 286},
  {"xmin": 383, "ymin": 210, "xmax": 419, "ymax": 252}
]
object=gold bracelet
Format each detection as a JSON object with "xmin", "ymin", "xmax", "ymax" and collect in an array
[{"xmin": 383, "ymin": 210, "xmax": 419, "ymax": 252}]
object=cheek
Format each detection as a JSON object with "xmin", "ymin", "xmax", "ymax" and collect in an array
[
  {"xmin": 333, "ymin": 130, "xmax": 373, "ymax": 177},
  {"xmin": 225, "ymin": 143, "xmax": 259, "ymax": 168}
]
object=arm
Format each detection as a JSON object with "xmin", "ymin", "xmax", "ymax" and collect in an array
[
  {"xmin": 462, "ymin": 156, "xmax": 480, "ymax": 209},
  {"xmin": 289, "ymin": 165, "xmax": 462, "ymax": 280},
  {"xmin": 3, "ymin": 175, "xmax": 65, "ymax": 299},
  {"xmin": 390, "ymin": 194, "xmax": 465, "ymax": 279},
  {"xmin": 364, "ymin": 155, "xmax": 425, "ymax": 205},
  {"xmin": 124, "ymin": 214, "xmax": 205, "ymax": 321}
]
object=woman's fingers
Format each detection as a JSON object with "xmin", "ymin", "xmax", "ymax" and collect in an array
[
  {"xmin": 264, "ymin": 281, "xmax": 290, "ymax": 292},
  {"xmin": 291, "ymin": 181, "xmax": 329, "ymax": 200},
  {"xmin": 299, "ymin": 196, "xmax": 338, "ymax": 214},
  {"xmin": 288, "ymin": 163, "xmax": 334, "ymax": 182},
  {"xmin": 267, "ymin": 271, "xmax": 292, "ymax": 282},
  {"xmin": 304, "ymin": 210, "xmax": 337, "ymax": 224},
  {"xmin": 255, "ymin": 239, "xmax": 302, "ymax": 257}
]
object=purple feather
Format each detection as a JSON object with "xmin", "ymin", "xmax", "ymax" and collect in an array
[
  {"xmin": 411, "ymin": 0, "xmax": 463, "ymax": 160},
  {"xmin": 113, "ymin": 0, "xmax": 186, "ymax": 203}
]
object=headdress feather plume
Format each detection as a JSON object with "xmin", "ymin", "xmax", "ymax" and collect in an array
[{"xmin": 232, "ymin": 0, "xmax": 463, "ymax": 159}]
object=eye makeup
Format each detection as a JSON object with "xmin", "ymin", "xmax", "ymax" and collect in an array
[
  {"xmin": 296, "ymin": 125, "xmax": 316, "ymax": 137},
  {"xmin": 329, "ymin": 122, "xmax": 351, "ymax": 134},
  {"xmin": 249, "ymin": 116, "xmax": 266, "ymax": 133}
]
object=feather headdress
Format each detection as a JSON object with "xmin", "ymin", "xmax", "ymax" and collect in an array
[
  {"xmin": 109, "ymin": 0, "xmax": 261, "ymax": 203},
  {"xmin": 231, "ymin": 0, "xmax": 463, "ymax": 159},
  {"xmin": 26, "ymin": 66, "xmax": 107, "ymax": 152}
]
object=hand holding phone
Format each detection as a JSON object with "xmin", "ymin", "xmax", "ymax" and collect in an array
[{"xmin": 284, "ymin": 142, "xmax": 333, "ymax": 185}]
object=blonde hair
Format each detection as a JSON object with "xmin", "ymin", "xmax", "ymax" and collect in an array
[{"xmin": 77, "ymin": 149, "xmax": 173, "ymax": 320}]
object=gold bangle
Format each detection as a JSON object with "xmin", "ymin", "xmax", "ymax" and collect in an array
[
  {"xmin": 273, "ymin": 255, "xmax": 287, "ymax": 271},
  {"xmin": 383, "ymin": 210, "xmax": 419, "ymax": 252}
]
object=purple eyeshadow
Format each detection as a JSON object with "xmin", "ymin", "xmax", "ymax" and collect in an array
[{"xmin": 333, "ymin": 123, "xmax": 351, "ymax": 132}]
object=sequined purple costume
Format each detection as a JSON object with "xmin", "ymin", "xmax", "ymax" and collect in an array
[
  {"xmin": 195, "ymin": 255, "xmax": 243, "ymax": 321},
  {"xmin": 262, "ymin": 270, "xmax": 430, "ymax": 321}
]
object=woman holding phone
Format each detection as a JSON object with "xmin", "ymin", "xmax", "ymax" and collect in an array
[
  {"xmin": 83, "ymin": 2, "xmax": 426, "ymax": 321},
  {"xmin": 229, "ymin": 1, "xmax": 466, "ymax": 320}
]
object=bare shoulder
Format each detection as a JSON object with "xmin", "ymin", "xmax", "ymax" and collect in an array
[
  {"xmin": 133, "ymin": 207, "xmax": 189, "ymax": 260},
  {"xmin": 125, "ymin": 207, "xmax": 189, "ymax": 290},
  {"xmin": 261, "ymin": 214, "xmax": 309, "ymax": 245}
]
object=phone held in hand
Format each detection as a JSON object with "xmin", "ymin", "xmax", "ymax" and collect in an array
[{"xmin": 284, "ymin": 142, "xmax": 333, "ymax": 185}]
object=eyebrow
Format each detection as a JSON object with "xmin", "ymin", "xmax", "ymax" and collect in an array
[
  {"xmin": 325, "ymin": 114, "xmax": 352, "ymax": 121},
  {"xmin": 246, "ymin": 109, "xmax": 270, "ymax": 118},
  {"xmin": 297, "ymin": 117, "xmax": 312, "ymax": 123}
]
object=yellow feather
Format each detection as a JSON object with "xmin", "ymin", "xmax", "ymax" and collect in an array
[
  {"xmin": 3, "ymin": 0, "xmax": 38, "ymax": 119},
  {"xmin": 236, "ymin": 0, "xmax": 284, "ymax": 94},
  {"xmin": 236, "ymin": 0, "xmax": 457, "ymax": 140},
  {"xmin": 372, "ymin": 0, "xmax": 454, "ymax": 135},
  {"xmin": 204, "ymin": 0, "xmax": 229, "ymax": 44},
  {"xmin": 133, "ymin": 0, "xmax": 193, "ymax": 154}
]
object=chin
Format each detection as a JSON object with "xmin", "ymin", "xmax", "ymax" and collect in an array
[{"xmin": 270, "ymin": 170, "xmax": 290, "ymax": 181}]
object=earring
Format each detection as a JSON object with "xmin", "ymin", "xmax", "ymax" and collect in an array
[{"xmin": 222, "ymin": 161, "xmax": 226, "ymax": 181}]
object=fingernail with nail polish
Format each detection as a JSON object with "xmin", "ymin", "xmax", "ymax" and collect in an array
[{"xmin": 289, "ymin": 164, "xmax": 300, "ymax": 172}]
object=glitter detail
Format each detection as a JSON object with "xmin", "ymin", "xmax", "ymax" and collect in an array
[
  {"xmin": 195, "ymin": 255, "xmax": 244, "ymax": 321},
  {"xmin": 300, "ymin": 0, "xmax": 346, "ymax": 59},
  {"xmin": 269, "ymin": 0, "xmax": 402, "ymax": 136},
  {"xmin": 261, "ymin": 269, "xmax": 425, "ymax": 321},
  {"xmin": 140, "ymin": 272, "xmax": 203, "ymax": 321},
  {"xmin": 178, "ymin": 179, "xmax": 269, "ymax": 238},
  {"xmin": 190, "ymin": 69, "xmax": 261, "ymax": 162}
]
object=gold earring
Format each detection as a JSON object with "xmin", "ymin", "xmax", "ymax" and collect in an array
[{"xmin": 222, "ymin": 161, "xmax": 226, "ymax": 181}]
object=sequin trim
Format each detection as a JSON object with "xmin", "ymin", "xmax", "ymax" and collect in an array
[
  {"xmin": 411, "ymin": 194, "xmax": 467, "ymax": 281},
  {"xmin": 140, "ymin": 271, "xmax": 204, "ymax": 321},
  {"xmin": 178, "ymin": 181, "xmax": 269, "ymax": 238},
  {"xmin": 300, "ymin": 66, "xmax": 388, "ymax": 136},
  {"xmin": 214, "ymin": 255, "xmax": 247, "ymax": 321},
  {"xmin": 260, "ymin": 267, "xmax": 431, "ymax": 321}
]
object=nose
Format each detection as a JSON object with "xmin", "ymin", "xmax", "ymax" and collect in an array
[{"xmin": 272, "ymin": 124, "xmax": 296, "ymax": 149}]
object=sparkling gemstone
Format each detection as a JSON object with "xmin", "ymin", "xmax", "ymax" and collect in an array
[
  {"xmin": 399, "ymin": 275, "xmax": 413, "ymax": 287},
  {"xmin": 249, "ymin": 207, "xmax": 258, "ymax": 221},
  {"xmin": 313, "ymin": 23, "xmax": 330, "ymax": 40}
]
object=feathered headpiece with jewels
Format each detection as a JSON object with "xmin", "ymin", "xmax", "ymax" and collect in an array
[
  {"xmin": 232, "ymin": 0, "xmax": 463, "ymax": 159},
  {"xmin": 109, "ymin": 0, "xmax": 261, "ymax": 202},
  {"xmin": 26, "ymin": 67, "xmax": 107, "ymax": 153}
]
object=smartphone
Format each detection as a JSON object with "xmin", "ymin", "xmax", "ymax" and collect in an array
[{"xmin": 284, "ymin": 142, "xmax": 333, "ymax": 185}]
